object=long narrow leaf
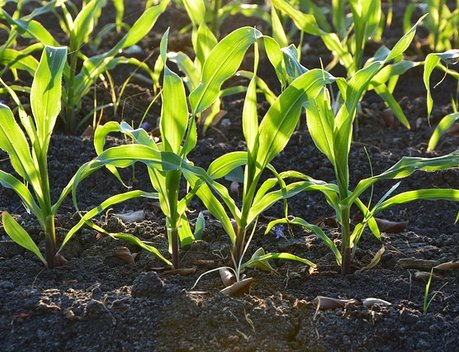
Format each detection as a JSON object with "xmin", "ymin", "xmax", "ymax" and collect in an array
[
  {"xmin": 2, "ymin": 212, "xmax": 46, "ymax": 264},
  {"xmin": 189, "ymin": 26, "xmax": 262, "ymax": 114}
]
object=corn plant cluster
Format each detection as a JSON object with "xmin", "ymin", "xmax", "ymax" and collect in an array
[{"xmin": 0, "ymin": 0, "xmax": 458, "ymax": 279}]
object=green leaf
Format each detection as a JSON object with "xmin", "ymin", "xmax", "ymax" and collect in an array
[
  {"xmin": 189, "ymin": 26, "xmax": 262, "ymax": 114},
  {"xmin": 374, "ymin": 84, "xmax": 410, "ymax": 129},
  {"xmin": 2, "ymin": 212, "xmax": 45, "ymax": 264},
  {"xmin": 0, "ymin": 170, "xmax": 42, "ymax": 221},
  {"xmin": 271, "ymin": 5, "xmax": 288, "ymax": 48},
  {"xmin": 242, "ymin": 43, "xmax": 259, "ymax": 156},
  {"xmin": 194, "ymin": 211, "xmax": 206, "ymax": 240},
  {"xmin": 113, "ymin": 0, "xmax": 124, "ymax": 32},
  {"xmin": 428, "ymin": 113, "xmax": 459, "ymax": 151},
  {"xmin": 168, "ymin": 51, "xmax": 200, "ymax": 91},
  {"xmin": 266, "ymin": 217, "xmax": 342, "ymax": 265},
  {"xmin": 71, "ymin": 0, "xmax": 101, "ymax": 52},
  {"xmin": 0, "ymin": 104, "xmax": 37, "ymax": 184},
  {"xmin": 30, "ymin": 46, "xmax": 67, "ymax": 149},
  {"xmin": 375, "ymin": 189, "xmax": 459, "ymax": 214},
  {"xmin": 306, "ymin": 88, "xmax": 335, "ymax": 164},
  {"xmin": 60, "ymin": 190, "xmax": 158, "ymax": 251},
  {"xmin": 194, "ymin": 23, "xmax": 218, "ymax": 70},
  {"xmin": 0, "ymin": 47, "xmax": 40, "ymax": 75},
  {"xmin": 423, "ymin": 50, "xmax": 459, "ymax": 119},
  {"xmin": 241, "ymin": 251, "xmax": 315, "ymax": 270},
  {"xmin": 75, "ymin": 0, "xmax": 168, "ymax": 95},
  {"xmin": 344, "ymin": 151, "xmax": 459, "ymax": 207},
  {"xmin": 182, "ymin": 0, "xmax": 206, "ymax": 26},
  {"xmin": 385, "ymin": 14, "xmax": 427, "ymax": 63},
  {"xmin": 263, "ymin": 36, "xmax": 288, "ymax": 88},
  {"xmin": 282, "ymin": 44, "xmax": 308, "ymax": 80},
  {"xmin": 245, "ymin": 247, "xmax": 275, "ymax": 272},
  {"xmin": 110, "ymin": 233, "xmax": 173, "ymax": 266},
  {"xmin": 257, "ymin": 69, "xmax": 335, "ymax": 171},
  {"xmin": 0, "ymin": 9, "xmax": 58, "ymax": 46},
  {"xmin": 271, "ymin": 0, "xmax": 322, "ymax": 35},
  {"xmin": 207, "ymin": 151, "xmax": 248, "ymax": 179},
  {"xmin": 160, "ymin": 31, "xmax": 189, "ymax": 154}
]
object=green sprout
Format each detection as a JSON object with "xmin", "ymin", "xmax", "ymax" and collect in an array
[
  {"xmin": 0, "ymin": 0, "xmax": 169, "ymax": 134},
  {"xmin": 266, "ymin": 22, "xmax": 459, "ymax": 275},
  {"xmin": 271, "ymin": 0, "xmax": 419, "ymax": 128},
  {"xmin": 404, "ymin": 0, "xmax": 459, "ymax": 52}
]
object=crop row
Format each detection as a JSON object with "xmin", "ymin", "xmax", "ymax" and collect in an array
[{"xmin": 0, "ymin": 1, "xmax": 458, "ymax": 287}]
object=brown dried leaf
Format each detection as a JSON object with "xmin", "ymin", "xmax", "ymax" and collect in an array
[
  {"xmin": 193, "ymin": 259, "xmax": 218, "ymax": 267},
  {"xmin": 433, "ymin": 261, "xmax": 459, "ymax": 272},
  {"xmin": 219, "ymin": 268, "xmax": 236, "ymax": 287},
  {"xmin": 64, "ymin": 309, "xmax": 77, "ymax": 321},
  {"xmin": 376, "ymin": 218, "xmax": 408, "ymax": 233},
  {"xmin": 314, "ymin": 296, "xmax": 358, "ymax": 310},
  {"xmin": 115, "ymin": 247, "xmax": 138, "ymax": 265},
  {"xmin": 15, "ymin": 313, "xmax": 31, "ymax": 319},
  {"xmin": 220, "ymin": 277, "xmax": 253, "ymax": 296},
  {"xmin": 414, "ymin": 271, "xmax": 444, "ymax": 281},
  {"xmin": 383, "ymin": 108, "xmax": 395, "ymax": 128},
  {"xmin": 357, "ymin": 246, "xmax": 385, "ymax": 272},
  {"xmin": 313, "ymin": 216, "xmax": 338, "ymax": 228}
]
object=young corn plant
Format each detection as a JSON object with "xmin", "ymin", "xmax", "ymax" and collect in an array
[
  {"xmin": 169, "ymin": 0, "xmax": 276, "ymax": 134},
  {"xmin": 0, "ymin": 0, "xmax": 59, "ymax": 81},
  {"xmin": 185, "ymin": 41, "xmax": 339, "ymax": 280},
  {"xmin": 404, "ymin": 0, "xmax": 459, "ymax": 52},
  {"xmin": 423, "ymin": 49, "xmax": 459, "ymax": 151},
  {"xmin": 65, "ymin": 27, "xmax": 265, "ymax": 268},
  {"xmin": 271, "ymin": 0, "xmax": 419, "ymax": 129},
  {"xmin": 0, "ymin": 46, "xmax": 160, "ymax": 269},
  {"xmin": 178, "ymin": 0, "xmax": 269, "ymax": 39},
  {"xmin": 0, "ymin": 0, "xmax": 168, "ymax": 134},
  {"xmin": 0, "ymin": 46, "xmax": 67, "ymax": 268},
  {"xmin": 266, "ymin": 29, "xmax": 459, "ymax": 275},
  {"xmin": 91, "ymin": 31, "xmax": 197, "ymax": 268}
]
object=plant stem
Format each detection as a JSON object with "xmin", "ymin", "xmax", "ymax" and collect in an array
[
  {"xmin": 65, "ymin": 49, "xmax": 79, "ymax": 134},
  {"xmin": 212, "ymin": 0, "xmax": 222, "ymax": 37},
  {"xmin": 167, "ymin": 216, "xmax": 180, "ymax": 268},
  {"xmin": 340, "ymin": 206, "xmax": 352, "ymax": 275},
  {"xmin": 44, "ymin": 215, "xmax": 56, "ymax": 268},
  {"xmin": 434, "ymin": 0, "xmax": 445, "ymax": 51},
  {"xmin": 233, "ymin": 227, "xmax": 246, "ymax": 268}
]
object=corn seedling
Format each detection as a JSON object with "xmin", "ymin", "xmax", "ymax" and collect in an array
[
  {"xmin": 0, "ymin": 1, "xmax": 60, "ymax": 81},
  {"xmin": 169, "ymin": 1, "xmax": 275, "ymax": 134},
  {"xmin": 404, "ymin": 0, "xmax": 459, "ymax": 52},
  {"xmin": 66, "ymin": 27, "xmax": 264, "ymax": 268},
  {"xmin": 271, "ymin": 0, "xmax": 418, "ymax": 129},
  {"xmin": 422, "ymin": 50, "xmax": 459, "ymax": 151},
  {"xmin": 0, "ymin": 0, "xmax": 168, "ymax": 134},
  {"xmin": 179, "ymin": 0, "xmax": 269, "ymax": 39},
  {"xmin": 186, "ymin": 38, "xmax": 339, "ymax": 280},
  {"xmin": 266, "ymin": 25, "xmax": 459, "ymax": 275},
  {"xmin": 422, "ymin": 268, "xmax": 448, "ymax": 314},
  {"xmin": 91, "ymin": 30, "xmax": 197, "ymax": 268}
]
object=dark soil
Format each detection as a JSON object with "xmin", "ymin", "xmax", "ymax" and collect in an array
[{"xmin": 1, "ymin": 1, "xmax": 458, "ymax": 351}]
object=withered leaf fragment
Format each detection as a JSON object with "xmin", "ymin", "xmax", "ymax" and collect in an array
[
  {"xmin": 220, "ymin": 277, "xmax": 253, "ymax": 297},
  {"xmin": 375, "ymin": 218, "xmax": 408, "ymax": 233},
  {"xmin": 314, "ymin": 296, "xmax": 358, "ymax": 310},
  {"xmin": 115, "ymin": 247, "xmax": 138, "ymax": 265}
]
